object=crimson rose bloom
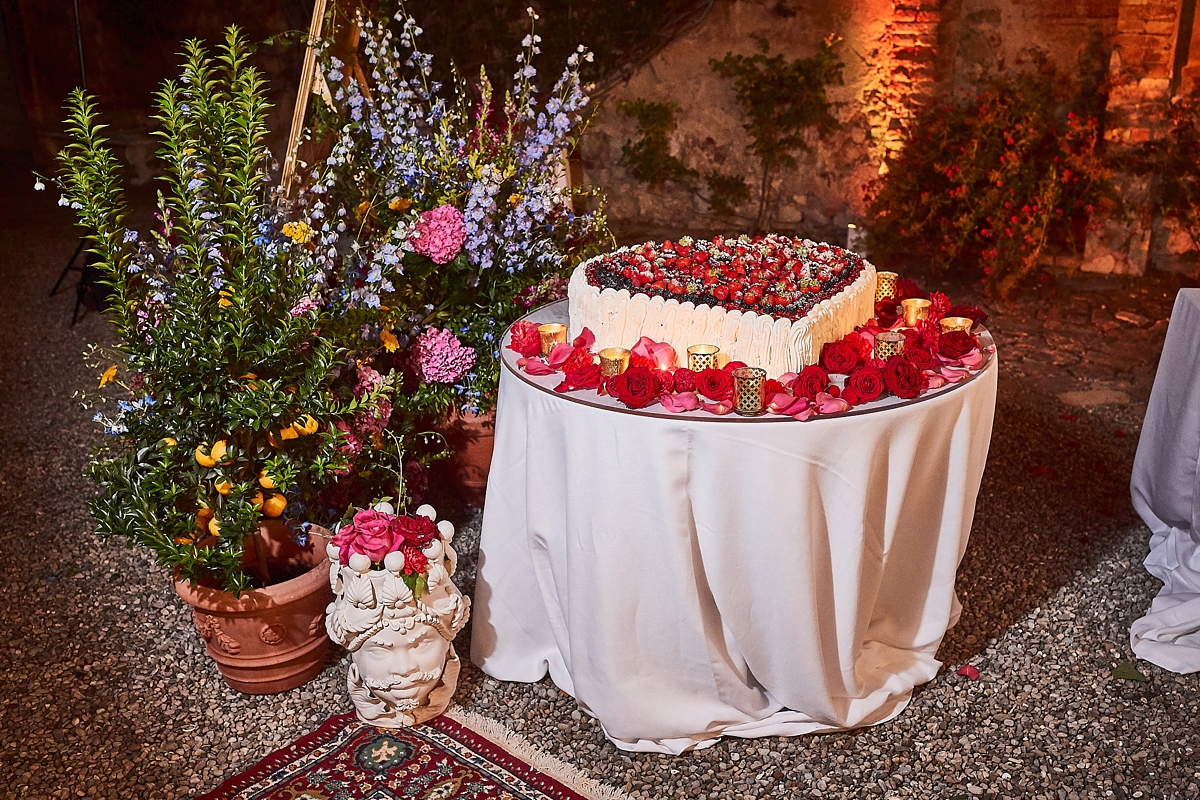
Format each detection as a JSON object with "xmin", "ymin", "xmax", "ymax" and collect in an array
[
  {"xmin": 612, "ymin": 366, "xmax": 660, "ymax": 409},
  {"xmin": 629, "ymin": 352, "xmax": 656, "ymax": 371},
  {"xmin": 696, "ymin": 368, "xmax": 734, "ymax": 401},
  {"xmin": 652, "ymin": 369, "xmax": 673, "ymax": 395},
  {"xmin": 948, "ymin": 304, "xmax": 988, "ymax": 328},
  {"xmin": 847, "ymin": 333, "xmax": 874, "ymax": 362},
  {"xmin": 672, "ymin": 368, "xmax": 698, "ymax": 393},
  {"xmin": 846, "ymin": 365, "xmax": 885, "ymax": 402},
  {"xmin": 722, "ymin": 360, "xmax": 748, "ymax": 374},
  {"xmin": 761, "ymin": 378, "xmax": 787, "ymax": 398},
  {"xmin": 894, "ymin": 278, "xmax": 927, "ymax": 301},
  {"xmin": 556, "ymin": 362, "xmax": 603, "ymax": 392},
  {"xmin": 393, "ymin": 514, "xmax": 438, "ymax": 548},
  {"xmin": 938, "ymin": 330, "xmax": 977, "ymax": 360},
  {"xmin": 821, "ymin": 339, "xmax": 859, "ymax": 374},
  {"xmin": 906, "ymin": 347, "xmax": 938, "ymax": 371},
  {"xmin": 884, "ymin": 355, "xmax": 923, "ymax": 399},
  {"xmin": 790, "ymin": 365, "xmax": 830, "ymax": 400},
  {"xmin": 875, "ymin": 299, "xmax": 901, "ymax": 327},
  {"xmin": 507, "ymin": 320, "xmax": 542, "ymax": 358}
]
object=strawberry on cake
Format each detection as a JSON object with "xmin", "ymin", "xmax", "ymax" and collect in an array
[{"xmin": 567, "ymin": 234, "xmax": 877, "ymax": 377}]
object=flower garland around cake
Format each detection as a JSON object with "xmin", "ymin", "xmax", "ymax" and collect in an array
[{"xmin": 507, "ymin": 278, "xmax": 991, "ymax": 419}]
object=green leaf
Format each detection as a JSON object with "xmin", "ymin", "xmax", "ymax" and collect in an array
[{"xmin": 1111, "ymin": 662, "xmax": 1148, "ymax": 682}]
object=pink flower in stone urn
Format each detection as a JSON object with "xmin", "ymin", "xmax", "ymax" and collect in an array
[
  {"xmin": 410, "ymin": 205, "xmax": 467, "ymax": 264},
  {"xmin": 411, "ymin": 327, "xmax": 477, "ymax": 384}
]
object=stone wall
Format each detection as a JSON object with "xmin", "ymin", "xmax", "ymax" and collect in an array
[{"xmin": 577, "ymin": 0, "xmax": 1126, "ymax": 246}]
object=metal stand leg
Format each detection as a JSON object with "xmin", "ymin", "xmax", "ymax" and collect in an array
[{"xmin": 50, "ymin": 238, "xmax": 87, "ymax": 297}]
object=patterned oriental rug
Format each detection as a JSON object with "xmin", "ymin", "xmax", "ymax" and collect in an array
[{"xmin": 194, "ymin": 705, "xmax": 631, "ymax": 800}]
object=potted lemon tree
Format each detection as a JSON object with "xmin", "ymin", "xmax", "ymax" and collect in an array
[{"xmin": 54, "ymin": 29, "xmax": 404, "ymax": 693}]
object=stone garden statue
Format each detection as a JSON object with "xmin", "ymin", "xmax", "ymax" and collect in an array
[{"xmin": 325, "ymin": 504, "xmax": 470, "ymax": 728}]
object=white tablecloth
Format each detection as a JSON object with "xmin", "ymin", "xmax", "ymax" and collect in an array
[
  {"xmin": 471, "ymin": 302, "xmax": 999, "ymax": 753},
  {"xmin": 1130, "ymin": 289, "xmax": 1200, "ymax": 674}
]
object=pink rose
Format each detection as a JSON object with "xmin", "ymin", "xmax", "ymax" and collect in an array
[{"xmin": 330, "ymin": 508, "xmax": 399, "ymax": 564}]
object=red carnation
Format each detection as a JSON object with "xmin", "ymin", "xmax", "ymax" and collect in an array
[
  {"xmin": 611, "ymin": 366, "xmax": 660, "ymax": 409},
  {"xmin": 820, "ymin": 339, "xmax": 860, "ymax": 374},
  {"xmin": 938, "ymin": 330, "xmax": 977, "ymax": 360},
  {"xmin": 894, "ymin": 278, "xmax": 926, "ymax": 301},
  {"xmin": 561, "ymin": 347, "xmax": 596, "ymax": 375},
  {"xmin": 883, "ymin": 355, "xmax": 923, "ymax": 399},
  {"xmin": 790, "ymin": 365, "xmax": 830, "ymax": 400},
  {"xmin": 929, "ymin": 291, "xmax": 952, "ymax": 317},
  {"xmin": 556, "ymin": 362, "xmax": 603, "ymax": 393},
  {"xmin": 401, "ymin": 544, "xmax": 428, "ymax": 576},
  {"xmin": 948, "ymin": 304, "xmax": 988, "ymax": 329},
  {"xmin": 847, "ymin": 333, "xmax": 874, "ymax": 362},
  {"xmin": 508, "ymin": 320, "xmax": 542, "ymax": 358},
  {"xmin": 846, "ymin": 365, "xmax": 885, "ymax": 403},
  {"xmin": 906, "ymin": 347, "xmax": 938, "ymax": 371},
  {"xmin": 629, "ymin": 352, "xmax": 656, "ymax": 371},
  {"xmin": 696, "ymin": 368, "xmax": 734, "ymax": 401},
  {"xmin": 652, "ymin": 369, "xmax": 673, "ymax": 395},
  {"xmin": 672, "ymin": 368, "xmax": 698, "ymax": 393},
  {"xmin": 762, "ymin": 378, "xmax": 787, "ymax": 398}
]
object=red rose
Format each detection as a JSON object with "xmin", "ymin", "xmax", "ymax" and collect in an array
[
  {"xmin": 722, "ymin": 360, "xmax": 748, "ymax": 374},
  {"xmin": 883, "ymin": 355, "xmax": 923, "ymax": 399},
  {"xmin": 846, "ymin": 365, "xmax": 885, "ymax": 402},
  {"xmin": 561, "ymin": 347, "xmax": 595, "ymax": 375},
  {"xmin": 672, "ymin": 368, "xmax": 698, "ymax": 393},
  {"xmin": 875, "ymin": 299, "xmax": 901, "ymax": 327},
  {"xmin": 508, "ymin": 321, "xmax": 542, "ymax": 358},
  {"xmin": 790, "ymin": 365, "xmax": 830, "ymax": 400},
  {"xmin": 652, "ymin": 369, "xmax": 673, "ymax": 395},
  {"xmin": 820, "ymin": 340, "xmax": 859, "ymax": 374},
  {"xmin": 556, "ymin": 362, "xmax": 603, "ymax": 392},
  {"xmin": 629, "ymin": 352, "xmax": 656, "ymax": 371},
  {"xmin": 894, "ymin": 277, "xmax": 926, "ymax": 301},
  {"xmin": 393, "ymin": 514, "xmax": 438, "ymax": 548},
  {"xmin": 696, "ymin": 368, "xmax": 734, "ymax": 401},
  {"xmin": 906, "ymin": 347, "xmax": 938, "ymax": 371},
  {"xmin": 612, "ymin": 366, "xmax": 660, "ymax": 409},
  {"xmin": 948, "ymin": 304, "xmax": 988, "ymax": 329},
  {"xmin": 761, "ymin": 378, "xmax": 787, "ymax": 398},
  {"xmin": 938, "ymin": 330, "xmax": 977, "ymax": 360}
]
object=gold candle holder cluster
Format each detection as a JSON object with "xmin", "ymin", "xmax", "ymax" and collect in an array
[
  {"xmin": 901, "ymin": 298, "xmax": 931, "ymax": 327},
  {"xmin": 874, "ymin": 330, "xmax": 906, "ymax": 360},
  {"xmin": 687, "ymin": 344, "xmax": 720, "ymax": 372},
  {"xmin": 538, "ymin": 323, "xmax": 567, "ymax": 357},
  {"xmin": 875, "ymin": 271, "xmax": 898, "ymax": 303},
  {"xmin": 598, "ymin": 347, "xmax": 631, "ymax": 377},
  {"xmin": 731, "ymin": 367, "xmax": 767, "ymax": 416},
  {"xmin": 939, "ymin": 316, "xmax": 974, "ymax": 333}
]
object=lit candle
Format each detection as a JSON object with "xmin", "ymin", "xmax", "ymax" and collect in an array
[
  {"xmin": 731, "ymin": 367, "xmax": 767, "ymax": 416},
  {"xmin": 939, "ymin": 316, "xmax": 974, "ymax": 333},
  {"xmin": 874, "ymin": 330, "xmax": 906, "ymax": 360},
  {"xmin": 598, "ymin": 347, "xmax": 631, "ymax": 377},
  {"xmin": 901, "ymin": 298, "xmax": 932, "ymax": 327},
  {"xmin": 538, "ymin": 323, "xmax": 567, "ymax": 357},
  {"xmin": 875, "ymin": 271, "xmax": 898, "ymax": 303},
  {"xmin": 687, "ymin": 344, "xmax": 719, "ymax": 373}
]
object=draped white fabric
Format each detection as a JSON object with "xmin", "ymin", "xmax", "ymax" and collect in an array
[
  {"xmin": 1130, "ymin": 289, "xmax": 1200, "ymax": 674},
  {"xmin": 471, "ymin": 312, "xmax": 998, "ymax": 753}
]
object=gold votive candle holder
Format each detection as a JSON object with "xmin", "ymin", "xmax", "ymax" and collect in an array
[
  {"xmin": 875, "ymin": 271, "xmax": 899, "ymax": 302},
  {"xmin": 538, "ymin": 323, "xmax": 567, "ymax": 357},
  {"xmin": 901, "ymin": 298, "xmax": 932, "ymax": 327},
  {"xmin": 687, "ymin": 344, "xmax": 720, "ymax": 373},
  {"xmin": 731, "ymin": 367, "xmax": 767, "ymax": 416},
  {"xmin": 598, "ymin": 347, "xmax": 631, "ymax": 377},
  {"xmin": 940, "ymin": 316, "xmax": 974, "ymax": 333},
  {"xmin": 874, "ymin": 330, "xmax": 906, "ymax": 360}
]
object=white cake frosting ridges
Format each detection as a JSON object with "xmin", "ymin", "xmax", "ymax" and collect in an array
[{"xmin": 567, "ymin": 254, "xmax": 877, "ymax": 377}]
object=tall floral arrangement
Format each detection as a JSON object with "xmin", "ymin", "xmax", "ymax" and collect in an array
[
  {"xmin": 51, "ymin": 29, "xmax": 405, "ymax": 593},
  {"xmin": 296, "ymin": 5, "xmax": 612, "ymax": 416}
]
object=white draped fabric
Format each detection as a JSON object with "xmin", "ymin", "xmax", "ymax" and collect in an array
[
  {"xmin": 1130, "ymin": 289, "xmax": 1200, "ymax": 674},
  {"xmin": 471, "ymin": 304, "xmax": 998, "ymax": 753}
]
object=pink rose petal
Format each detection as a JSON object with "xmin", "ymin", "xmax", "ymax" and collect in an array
[
  {"xmin": 924, "ymin": 373, "xmax": 947, "ymax": 390},
  {"xmin": 700, "ymin": 400, "xmax": 734, "ymax": 415},
  {"xmin": 547, "ymin": 342, "xmax": 574, "ymax": 368},
  {"xmin": 573, "ymin": 327, "xmax": 596, "ymax": 349},
  {"xmin": 815, "ymin": 392, "xmax": 850, "ymax": 414},
  {"xmin": 959, "ymin": 349, "xmax": 984, "ymax": 368},
  {"xmin": 660, "ymin": 391, "xmax": 701, "ymax": 413},
  {"xmin": 956, "ymin": 665, "xmax": 980, "ymax": 681},
  {"xmin": 517, "ymin": 357, "xmax": 557, "ymax": 376},
  {"xmin": 777, "ymin": 372, "xmax": 799, "ymax": 387}
]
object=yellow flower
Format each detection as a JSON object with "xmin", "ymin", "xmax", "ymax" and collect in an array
[
  {"xmin": 281, "ymin": 221, "xmax": 313, "ymax": 244},
  {"xmin": 388, "ymin": 196, "xmax": 412, "ymax": 212},
  {"xmin": 508, "ymin": 193, "xmax": 522, "ymax": 207},
  {"xmin": 356, "ymin": 200, "xmax": 372, "ymax": 219},
  {"xmin": 218, "ymin": 289, "xmax": 233, "ymax": 308},
  {"xmin": 380, "ymin": 329, "xmax": 399, "ymax": 352},
  {"xmin": 99, "ymin": 366, "xmax": 118, "ymax": 387}
]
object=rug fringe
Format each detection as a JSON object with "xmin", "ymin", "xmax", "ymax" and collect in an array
[{"xmin": 445, "ymin": 705, "xmax": 633, "ymax": 800}]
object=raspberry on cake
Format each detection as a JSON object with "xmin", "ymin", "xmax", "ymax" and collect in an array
[{"xmin": 567, "ymin": 234, "xmax": 877, "ymax": 377}]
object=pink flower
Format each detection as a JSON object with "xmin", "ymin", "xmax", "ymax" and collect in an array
[
  {"xmin": 289, "ymin": 297, "xmax": 319, "ymax": 317},
  {"xmin": 354, "ymin": 365, "xmax": 385, "ymax": 400},
  {"xmin": 411, "ymin": 205, "xmax": 467, "ymax": 264},
  {"xmin": 330, "ymin": 508, "xmax": 400, "ymax": 564},
  {"xmin": 412, "ymin": 327, "xmax": 477, "ymax": 383}
]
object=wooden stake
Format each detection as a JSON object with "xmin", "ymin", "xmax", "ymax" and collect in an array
[{"xmin": 281, "ymin": 0, "xmax": 329, "ymax": 198}]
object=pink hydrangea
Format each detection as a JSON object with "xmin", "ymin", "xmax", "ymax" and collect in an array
[
  {"xmin": 411, "ymin": 205, "xmax": 466, "ymax": 264},
  {"xmin": 412, "ymin": 327, "xmax": 477, "ymax": 384}
]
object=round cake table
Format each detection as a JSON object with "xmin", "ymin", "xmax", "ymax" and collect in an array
[{"xmin": 470, "ymin": 300, "xmax": 998, "ymax": 753}]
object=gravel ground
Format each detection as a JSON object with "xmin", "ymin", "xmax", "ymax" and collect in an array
[{"xmin": 1, "ymin": 161, "xmax": 1197, "ymax": 799}]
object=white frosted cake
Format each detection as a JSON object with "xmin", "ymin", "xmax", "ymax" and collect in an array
[{"xmin": 568, "ymin": 234, "xmax": 877, "ymax": 376}]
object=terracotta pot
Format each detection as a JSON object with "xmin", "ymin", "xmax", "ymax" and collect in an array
[
  {"xmin": 433, "ymin": 407, "xmax": 495, "ymax": 506},
  {"xmin": 173, "ymin": 521, "xmax": 334, "ymax": 695}
]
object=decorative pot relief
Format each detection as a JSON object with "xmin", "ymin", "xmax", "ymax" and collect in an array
[
  {"xmin": 325, "ymin": 503, "xmax": 470, "ymax": 728},
  {"xmin": 194, "ymin": 611, "xmax": 241, "ymax": 654}
]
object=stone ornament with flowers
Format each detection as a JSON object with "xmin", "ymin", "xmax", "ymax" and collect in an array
[{"xmin": 325, "ymin": 502, "xmax": 470, "ymax": 728}]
